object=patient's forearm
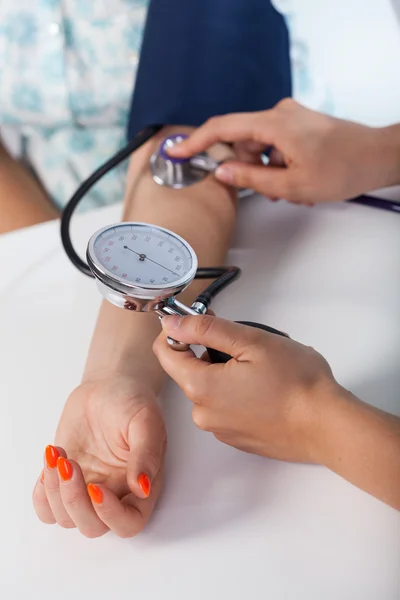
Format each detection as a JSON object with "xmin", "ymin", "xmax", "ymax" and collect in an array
[{"xmin": 83, "ymin": 126, "xmax": 237, "ymax": 391}]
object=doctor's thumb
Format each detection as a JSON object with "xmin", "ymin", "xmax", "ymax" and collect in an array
[
  {"xmin": 215, "ymin": 161, "xmax": 289, "ymax": 200},
  {"xmin": 161, "ymin": 314, "xmax": 258, "ymax": 360}
]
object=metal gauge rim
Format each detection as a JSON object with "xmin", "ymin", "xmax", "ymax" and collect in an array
[{"xmin": 87, "ymin": 222, "xmax": 198, "ymax": 295}]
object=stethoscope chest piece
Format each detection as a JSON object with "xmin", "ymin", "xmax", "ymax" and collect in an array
[{"xmin": 150, "ymin": 134, "xmax": 219, "ymax": 189}]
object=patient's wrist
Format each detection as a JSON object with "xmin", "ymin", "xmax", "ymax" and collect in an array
[{"xmin": 82, "ymin": 302, "xmax": 164, "ymax": 390}]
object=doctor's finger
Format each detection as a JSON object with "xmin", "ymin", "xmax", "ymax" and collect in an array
[
  {"xmin": 167, "ymin": 112, "xmax": 276, "ymax": 158},
  {"xmin": 233, "ymin": 141, "xmax": 267, "ymax": 164}
]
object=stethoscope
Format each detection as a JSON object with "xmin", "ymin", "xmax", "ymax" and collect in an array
[{"xmin": 61, "ymin": 126, "xmax": 399, "ymax": 363}]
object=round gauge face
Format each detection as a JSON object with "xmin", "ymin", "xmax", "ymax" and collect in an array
[{"xmin": 88, "ymin": 223, "xmax": 197, "ymax": 289}]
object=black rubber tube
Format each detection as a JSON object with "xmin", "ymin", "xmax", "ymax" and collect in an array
[
  {"xmin": 60, "ymin": 125, "xmax": 163, "ymax": 278},
  {"xmin": 194, "ymin": 266, "xmax": 241, "ymax": 308}
]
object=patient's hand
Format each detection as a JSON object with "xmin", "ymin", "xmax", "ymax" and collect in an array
[{"xmin": 32, "ymin": 376, "xmax": 166, "ymax": 538}]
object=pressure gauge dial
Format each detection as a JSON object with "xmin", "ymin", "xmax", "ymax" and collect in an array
[{"xmin": 87, "ymin": 222, "xmax": 198, "ymax": 312}]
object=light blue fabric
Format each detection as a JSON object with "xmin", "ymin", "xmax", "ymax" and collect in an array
[{"xmin": 0, "ymin": 0, "xmax": 149, "ymax": 210}]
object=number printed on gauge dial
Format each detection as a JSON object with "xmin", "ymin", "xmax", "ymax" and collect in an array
[{"xmin": 89, "ymin": 223, "xmax": 197, "ymax": 287}]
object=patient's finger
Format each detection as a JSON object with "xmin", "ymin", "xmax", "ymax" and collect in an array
[
  {"xmin": 32, "ymin": 471, "xmax": 56, "ymax": 524},
  {"xmin": 57, "ymin": 458, "xmax": 109, "ymax": 538},
  {"xmin": 43, "ymin": 445, "xmax": 75, "ymax": 529},
  {"xmin": 87, "ymin": 484, "xmax": 150, "ymax": 538}
]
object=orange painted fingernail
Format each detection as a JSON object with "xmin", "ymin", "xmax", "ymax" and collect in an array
[
  {"xmin": 45, "ymin": 445, "xmax": 59, "ymax": 469},
  {"xmin": 87, "ymin": 483, "xmax": 103, "ymax": 504},
  {"xmin": 40, "ymin": 469, "xmax": 44, "ymax": 482},
  {"xmin": 57, "ymin": 457, "xmax": 73, "ymax": 482},
  {"xmin": 137, "ymin": 473, "xmax": 151, "ymax": 497}
]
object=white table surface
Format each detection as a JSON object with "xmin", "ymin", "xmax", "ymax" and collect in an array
[{"xmin": 0, "ymin": 195, "xmax": 399, "ymax": 599}]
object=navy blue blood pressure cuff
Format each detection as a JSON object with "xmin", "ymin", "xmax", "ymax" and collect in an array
[{"xmin": 127, "ymin": 0, "xmax": 292, "ymax": 139}]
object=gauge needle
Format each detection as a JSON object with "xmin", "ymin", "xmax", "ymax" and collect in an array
[
  {"xmin": 124, "ymin": 246, "xmax": 177, "ymax": 276},
  {"xmin": 124, "ymin": 245, "xmax": 142, "ymax": 257}
]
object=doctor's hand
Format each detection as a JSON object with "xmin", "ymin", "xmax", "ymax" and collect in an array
[
  {"xmin": 153, "ymin": 314, "xmax": 337, "ymax": 463},
  {"xmin": 168, "ymin": 99, "xmax": 400, "ymax": 204},
  {"xmin": 32, "ymin": 376, "xmax": 166, "ymax": 538}
]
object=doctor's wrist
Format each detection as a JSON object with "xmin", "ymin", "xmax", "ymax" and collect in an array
[
  {"xmin": 370, "ymin": 124, "xmax": 400, "ymax": 189},
  {"xmin": 308, "ymin": 383, "xmax": 369, "ymax": 470},
  {"xmin": 303, "ymin": 381, "xmax": 354, "ymax": 467}
]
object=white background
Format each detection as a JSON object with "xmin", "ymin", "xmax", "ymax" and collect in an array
[
  {"xmin": 276, "ymin": 0, "xmax": 400, "ymax": 125},
  {"xmin": 1, "ymin": 1, "xmax": 400, "ymax": 599}
]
